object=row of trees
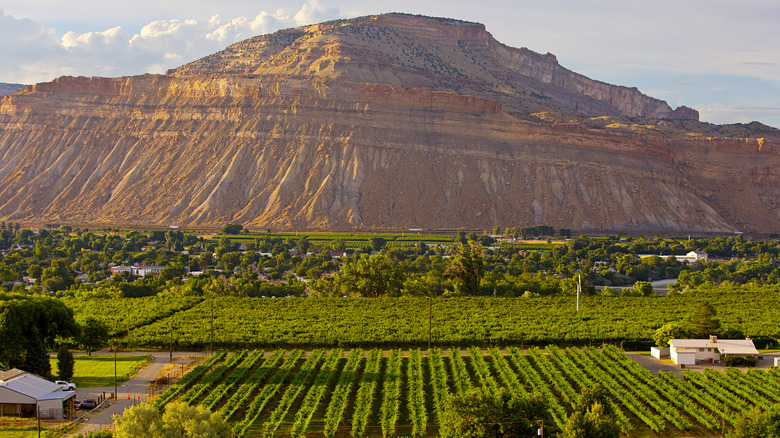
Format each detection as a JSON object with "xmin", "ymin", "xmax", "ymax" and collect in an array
[
  {"xmin": 2, "ymin": 224, "xmax": 780, "ymax": 299},
  {"xmin": 0, "ymin": 293, "xmax": 109, "ymax": 378}
]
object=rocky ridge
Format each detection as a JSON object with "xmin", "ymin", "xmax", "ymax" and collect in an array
[
  {"xmin": 0, "ymin": 13, "xmax": 777, "ymax": 233},
  {"xmin": 171, "ymin": 14, "xmax": 697, "ymax": 121}
]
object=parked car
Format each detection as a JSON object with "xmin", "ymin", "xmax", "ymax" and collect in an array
[
  {"xmin": 55, "ymin": 380, "xmax": 76, "ymax": 391},
  {"xmin": 79, "ymin": 399, "xmax": 97, "ymax": 410}
]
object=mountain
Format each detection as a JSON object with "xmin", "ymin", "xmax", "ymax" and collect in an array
[
  {"xmin": 0, "ymin": 83, "xmax": 26, "ymax": 96},
  {"xmin": 0, "ymin": 13, "xmax": 778, "ymax": 233}
]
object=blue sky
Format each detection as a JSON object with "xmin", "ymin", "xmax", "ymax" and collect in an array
[{"xmin": 2, "ymin": 0, "xmax": 779, "ymax": 127}]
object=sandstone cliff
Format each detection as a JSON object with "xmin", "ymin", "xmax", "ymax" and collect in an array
[
  {"xmin": 0, "ymin": 14, "xmax": 777, "ymax": 233},
  {"xmin": 171, "ymin": 14, "xmax": 698, "ymax": 121}
]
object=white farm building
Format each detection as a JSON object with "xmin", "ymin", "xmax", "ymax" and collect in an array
[
  {"xmin": 669, "ymin": 337, "xmax": 759, "ymax": 366},
  {"xmin": 0, "ymin": 369, "xmax": 75, "ymax": 419}
]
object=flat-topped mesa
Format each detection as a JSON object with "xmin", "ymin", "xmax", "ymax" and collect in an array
[
  {"xmin": 6, "ymin": 13, "xmax": 776, "ymax": 233},
  {"xmin": 169, "ymin": 12, "xmax": 698, "ymax": 121}
]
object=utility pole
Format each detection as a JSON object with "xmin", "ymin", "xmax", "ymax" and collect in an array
[
  {"xmin": 576, "ymin": 274, "xmax": 581, "ymax": 311},
  {"xmin": 169, "ymin": 320, "xmax": 173, "ymax": 361},
  {"xmin": 210, "ymin": 300, "xmax": 214, "ymax": 356},
  {"xmin": 114, "ymin": 344, "xmax": 118, "ymax": 400},
  {"xmin": 428, "ymin": 296, "xmax": 432, "ymax": 350}
]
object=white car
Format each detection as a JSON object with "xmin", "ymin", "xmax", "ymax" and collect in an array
[{"xmin": 55, "ymin": 380, "xmax": 76, "ymax": 391}]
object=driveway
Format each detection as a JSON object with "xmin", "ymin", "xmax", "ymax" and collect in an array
[{"xmin": 69, "ymin": 352, "xmax": 204, "ymax": 436}]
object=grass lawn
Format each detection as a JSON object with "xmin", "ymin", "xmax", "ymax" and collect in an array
[
  {"xmin": 50, "ymin": 354, "xmax": 149, "ymax": 387},
  {"xmin": 0, "ymin": 426, "xmax": 55, "ymax": 438}
]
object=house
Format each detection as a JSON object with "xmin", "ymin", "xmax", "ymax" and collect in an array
[
  {"xmin": 669, "ymin": 336, "xmax": 759, "ymax": 365},
  {"xmin": 0, "ymin": 369, "xmax": 75, "ymax": 419},
  {"xmin": 639, "ymin": 251, "xmax": 708, "ymax": 263},
  {"xmin": 110, "ymin": 265, "xmax": 164, "ymax": 277},
  {"xmin": 686, "ymin": 251, "xmax": 708, "ymax": 261}
]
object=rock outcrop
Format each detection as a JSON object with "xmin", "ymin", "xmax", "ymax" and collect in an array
[
  {"xmin": 171, "ymin": 14, "xmax": 698, "ymax": 121},
  {"xmin": 0, "ymin": 14, "xmax": 777, "ymax": 233}
]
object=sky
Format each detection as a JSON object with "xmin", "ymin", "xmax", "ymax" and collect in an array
[{"xmin": 1, "ymin": 0, "xmax": 779, "ymax": 128}]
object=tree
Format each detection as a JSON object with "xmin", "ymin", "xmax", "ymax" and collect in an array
[
  {"xmin": 688, "ymin": 303, "xmax": 721, "ymax": 338},
  {"xmin": 449, "ymin": 243, "xmax": 485, "ymax": 296},
  {"xmin": 0, "ymin": 294, "xmax": 78, "ymax": 369},
  {"xmin": 653, "ymin": 322, "xmax": 688, "ymax": 347},
  {"xmin": 161, "ymin": 401, "xmax": 231, "ymax": 438},
  {"xmin": 727, "ymin": 404, "xmax": 780, "ymax": 438},
  {"xmin": 79, "ymin": 317, "xmax": 110, "ymax": 356},
  {"xmin": 561, "ymin": 384, "xmax": 620, "ymax": 438},
  {"xmin": 57, "ymin": 345, "xmax": 75, "ymax": 381},
  {"xmin": 338, "ymin": 253, "xmax": 404, "ymax": 297},
  {"xmin": 369, "ymin": 237, "xmax": 386, "ymax": 252},
  {"xmin": 24, "ymin": 336, "xmax": 51, "ymax": 378},
  {"xmin": 114, "ymin": 402, "xmax": 230, "ymax": 438},
  {"xmin": 440, "ymin": 387, "xmax": 549, "ymax": 437},
  {"xmin": 220, "ymin": 223, "xmax": 243, "ymax": 235},
  {"xmin": 297, "ymin": 237, "xmax": 310, "ymax": 254},
  {"xmin": 632, "ymin": 281, "xmax": 654, "ymax": 296},
  {"xmin": 114, "ymin": 403, "xmax": 164, "ymax": 438}
]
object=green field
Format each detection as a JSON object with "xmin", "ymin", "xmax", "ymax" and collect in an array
[
  {"xmin": 49, "ymin": 354, "xmax": 149, "ymax": 387},
  {"xmin": 151, "ymin": 346, "xmax": 780, "ymax": 437},
  {"xmin": 67, "ymin": 284, "xmax": 780, "ymax": 350}
]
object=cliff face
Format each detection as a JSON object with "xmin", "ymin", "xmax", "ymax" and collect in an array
[
  {"xmin": 0, "ymin": 14, "xmax": 777, "ymax": 233},
  {"xmin": 171, "ymin": 14, "xmax": 697, "ymax": 120}
]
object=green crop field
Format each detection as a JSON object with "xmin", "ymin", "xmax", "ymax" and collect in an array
[
  {"xmin": 150, "ymin": 346, "xmax": 780, "ymax": 437},
  {"xmin": 49, "ymin": 354, "xmax": 150, "ymax": 387},
  {"xmin": 66, "ymin": 285, "xmax": 779, "ymax": 351}
]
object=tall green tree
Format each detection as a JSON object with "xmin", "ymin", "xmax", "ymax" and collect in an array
[
  {"xmin": 337, "ymin": 253, "xmax": 404, "ymax": 297},
  {"xmin": 632, "ymin": 281, "xmax": 654, "ymax": 296},
  {"xmin": 220, "ymin": 223, "xmax": 243, "ymax": 235},
  {"xmin": 561, "ymin": 384, "xmax": 621, "ymax": 438},
  {"xmin": 0, "ymin": 294, "xmax": 78, "ymax": 369},
  {"xmin": 57, "ymin": 345, "xmax": 75, "ymax": 381},
  {"xmin": 449, "ymin": 243, "xmax": 485, "ymax": 296},
  {"xmin": 24, "ymin": 336, "xmax": 51, "ymax": 378},
  {"xmin": 368, "ymin": 237, "xmax": 386, "ymax": 252},
  {"xmin": 688, "ymin": 302, "xmax": 721, "ymax": 338},
  {"xmin": 114, "ymin": 402, "xmax": 230, "ymax": 438},
  {"xmin": 440, "ymin": 387, "xmax": 549, "ymax": 437},
  {"xmin": 727, "ymin": 404, "xmax": 780, "ymax": 438},
  {"xmin": 653, "ymin": 322, "xmax": 688, "ymax": 347},
  {"xmin": 79, "ymin": 317, "xmax": 110, "ymax": 356}
]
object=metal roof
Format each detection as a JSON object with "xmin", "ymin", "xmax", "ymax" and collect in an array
[
  {"xmin": 0, "ymin": 373, "xmax": 63, "ymax": 400},
  {"xmin": 0, "ymin": 368, "xmax": 27, "ymax": 382},
  {"xmin": 670, "ymin": 338, "xmax": 759, "ymax": 355}
]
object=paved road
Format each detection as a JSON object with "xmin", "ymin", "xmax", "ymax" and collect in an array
[{"xmin": 69, "ymin": 352, "xmax": 202, "ymax": 436}]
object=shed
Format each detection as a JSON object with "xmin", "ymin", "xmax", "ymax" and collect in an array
[
  {"xmin": 650, "ymin": 347, "xmax": 669, "ymax": 359},
  {"xmin": 0, "ymin": 371, "xmax": 74, "ymax": 419}
]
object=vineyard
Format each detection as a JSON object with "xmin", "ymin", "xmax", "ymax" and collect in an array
[
  {"xmin": 150, "ymin": 346, "xmax": 780, "ymax": 437},
  {"xmin": 210, "ymin": 232, "xmax": 559, "ymax": 250},
  {"xmin": 91, "ymin": 285, "xmax": 780, "ymax": 350}
]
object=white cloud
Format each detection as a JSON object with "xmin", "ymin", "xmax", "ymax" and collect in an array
[
  {"xmin": 0, "ymin": 1, "xmax": 340, "ymax": 84},
  {"xmin": 62, "ymin": 26, "xmax": 129, "ymax": 51},
  {"xmin": 293, "ymin": 0, "xmax": 338, "ymax": 25}
]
